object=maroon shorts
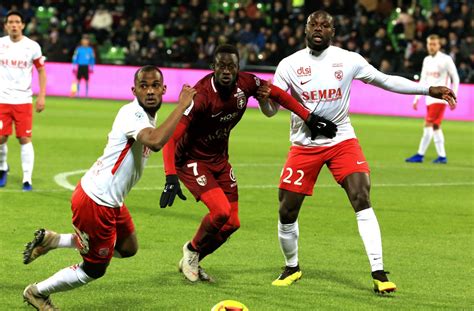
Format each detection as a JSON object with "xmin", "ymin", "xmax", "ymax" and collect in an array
[
  {"xmin": 0, "ymin": 103, "xmax": 33, "ymax": 137},
  {"xmin": 177, "ymin": 159, "xmax": 238, "ymax": 202},
  {"xmin": 426, "ymin": 103, "xmax": 446, "ymax": 126},
  {"xmin": 279, "ymin": 138, "xmax": 370, "ymax": 195},
  {"xmin": 71, "ymin": 183, "xmax": 135, "ymax": 264}
]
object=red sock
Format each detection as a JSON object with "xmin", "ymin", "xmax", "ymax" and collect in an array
[
  {"xmin": 191, "ymin": 188, "xmax": 232, "ymax": 252},
  {"xmin": 199, "ymin": 201, "xmax": 240, "ymax": 261}
]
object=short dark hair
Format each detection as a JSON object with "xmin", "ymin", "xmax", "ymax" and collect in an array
[
  {"xmin": 6, "ymin": 10, "xmax": 24, "ymax": 24},
  {"xmin": 134, "ymin": 65, "xmax": 163, "ymax": 84},
  {"xmin": 213, "ymin": 44, "xmax": 239, "ymax": 61}
]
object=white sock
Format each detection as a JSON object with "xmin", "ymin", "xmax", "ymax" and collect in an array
[
  {"xmin": 36, "ymin": 264, "xmax": 94, "ymax": 296},
  {"xmin": 417, "ymin": 127, "xmax": 433, "ymax": 155},
  {"xmin": 21, "ymin": 142, "xmax": 34, "ymax": 183},
  {"xmin": 356, "ymin": 208, "xmax": 383, "ymax": 272},
  {"xmin": 0, "ymin": 143, "xmax": 7, "ymax": 171},
  {"xmin": 433, "ymin": 129, "xmax": 446, "ymax": 157},
  {"xmin": 58, "ymin": 234, "xmax": 76, "ymax": 248},
  {"xmin": 278, "ymin": 220, "xmax": 299, "ymax": 267}
]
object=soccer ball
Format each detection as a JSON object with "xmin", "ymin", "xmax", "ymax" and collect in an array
[{"xmin": 211, "ymin": 300, "xmax": 249, "ymax": 311}]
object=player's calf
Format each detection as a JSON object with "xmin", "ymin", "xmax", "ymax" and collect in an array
[{"xmin": 23, "ymin": 229, "xmax": 60, "ymax": 264}]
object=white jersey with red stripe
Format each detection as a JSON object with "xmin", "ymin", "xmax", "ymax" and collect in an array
[
  {"xmin": 0, "ymin": 35, "xmax": 44, "ymax": 104},
  {"xmin": 415, "ymin": 51, "xmax": 459, "ymax": 105},
  {"xmin": 273, "ymin": 46, "xmax": 429, "ymax": 147},
  {"xmin": 81, "ymin": 99, "xmax": 155, "ymax": 208}
]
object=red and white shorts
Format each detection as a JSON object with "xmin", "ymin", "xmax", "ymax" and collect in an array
[
  {"xmin": 279, "ymin": 138, "xmax": 370, "ymax": 196},
  {"xmin": 426, "ymin": 103, "xmax": 446, "ymax": 126},
  {"xmin": 177, "ymin": 159, "xmax": 238, "ymax": 202},
  {"xmin": 71, "ymin": 183, "xmax": 135, "ymax": 264},
  {"xmin": 0, "ymin": 103, "xmax": 33, "ymax": 137}
]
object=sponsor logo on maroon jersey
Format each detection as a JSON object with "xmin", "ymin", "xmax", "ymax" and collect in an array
[
  {"xmin": 220, "ymin": 112, "xmax": 239, "ymax": 122},
  {"xmin": 296, "ymin": 66, "xmax": 312, "ymax": 77},
  {"xmin": 196, "ymin": 175, "xmax": 207, "ymax": 186},
  {"xmin": 334, "ymin": 70, "xmax": 343, "ymax": 81},
  {"xmin": 302, "ymin": 88, "xmax": 342, "ymax": 101}
]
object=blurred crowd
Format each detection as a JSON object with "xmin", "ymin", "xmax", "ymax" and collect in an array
[{"xmin": 0, "ymin": 0, "xmax": 473, "ymax": 82}]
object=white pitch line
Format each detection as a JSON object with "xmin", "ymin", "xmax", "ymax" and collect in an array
[
  {"xmin": 53, "ymin": 169, "xmax": 87, "ymax": 191},
  {"xmin": 2, "ymin": 181, "xmax": 472, "ymax": 193},
  {"xmin": 11, "ymin": 164, "xmax": 469, "ymax": 194}
]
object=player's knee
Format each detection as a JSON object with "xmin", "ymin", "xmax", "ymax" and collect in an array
[
  {"xmin": 348, "ymin": 189, "xmax": 370, "ymax": 212},
  {"xmin": 227, "ymin": 218, "xmax": 240, "ymax": 232},
  {"xmin": 116, "ymin": 246, "xmax": 138, "ymax": 258},
  {"xmin": 81, "ymin": 261, "xmax": 108, "ymax": 279},
  {"xmin": 210, "ymin": 210, "xmax": 231, "ymax": 228}
]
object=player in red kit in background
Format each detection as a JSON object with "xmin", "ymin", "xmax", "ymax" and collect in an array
[
  {"xmin": 0, "ymin": 11, "xmax": 47, "ymax": 191},
  {"xmin": 258, "ymin": 11, "xmax": 456, "ymax": 293},
  {"xmin": 160, "ymin": 44, "xmax": 337, "ymax": 282}
]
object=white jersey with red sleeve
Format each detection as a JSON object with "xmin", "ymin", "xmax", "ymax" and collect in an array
[
  {"xmin": 80, "ymin": 99, "xmax": 155, "ymax": 208},
  {"xmin": 273, "ymin": 46, "xmax": 429, "ymax": 147},
  {"xmin": 414, "ymin": 51, "xmax": 459, "ymax": 105},
  {"xmin": 0, "ymin": 36, "xmax": 45, "ymax": 104}
]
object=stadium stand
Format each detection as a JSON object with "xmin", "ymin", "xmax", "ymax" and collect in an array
[{"xmin": 0, "ymin": 0, "xmax": 472, "ymax": 82}]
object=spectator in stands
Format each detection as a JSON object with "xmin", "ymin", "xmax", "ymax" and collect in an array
[{"xmin": 90, "ymin": 4, "xmax": 113, "ymax": 44}]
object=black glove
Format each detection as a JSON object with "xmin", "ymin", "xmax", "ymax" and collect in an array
[
  {"xmin": 305, "ymin": 112, "xmax": 338, "ymax": 139},
  {"xmin": 159, "ymin": 175, "xmax": 186, "ymax": 208}
]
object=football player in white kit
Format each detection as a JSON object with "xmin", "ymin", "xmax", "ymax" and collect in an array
[
  {"xmin": 257, "ymin": 11, "xmax": 456, "ymax": 293},
  {"xmin": 21, "ymin": 65, "xmax": 196, "ymax": 310},
  {"xmin": 405, "ymin": 34, "xmax": 459, "ymax": 164},
  {"xmin": 0, "ymin": 11, "xmax": 47, "ymax": 191}
]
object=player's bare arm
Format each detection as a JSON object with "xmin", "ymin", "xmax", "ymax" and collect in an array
[
  {"xmin": 137, "ymin": 85, "xmax": 196, "ymax": 152},
  {"xmin": 36, "ymin": 66, "xmax": 46, "ymax": 113},
  {"xmin": 428, "ymin": 86, "xmax": 457, "ymax": 110},
  {"xmin": 256, "ymin": 84, "xmax": 279, "ymax": 117}
]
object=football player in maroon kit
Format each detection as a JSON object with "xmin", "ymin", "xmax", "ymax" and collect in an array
[{"xmin": 160, "ymin": 44, "xmax": 337, "ymax": 282}]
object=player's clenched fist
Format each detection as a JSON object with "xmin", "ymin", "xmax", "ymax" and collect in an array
[
  {"xmin": 428, "ymin": 86, "xmax": 457, "ymax": 110},
  {"xmin": 160, "ymin": 174, "xmax": 187, "ymax": 208},
  {"xmin": 305, "ymin": 112, "xmax": 338, "ymax": 139},
  {"xmin": 178, "ymin": 85, "xmax": 197, "ymax": 108}
]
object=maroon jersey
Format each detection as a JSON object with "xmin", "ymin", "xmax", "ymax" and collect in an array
[{"xmin": 175, "ymin": 72, "xmax": 261, "ymax": 166}]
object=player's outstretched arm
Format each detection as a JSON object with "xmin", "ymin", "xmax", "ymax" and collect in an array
[
  {"xmin": 137, "ymin": 85, "xmax": 196, "ymax": 152},
  {"xmin": 428, "ymin": 86, "xmax": 457, "ymax": 110}
]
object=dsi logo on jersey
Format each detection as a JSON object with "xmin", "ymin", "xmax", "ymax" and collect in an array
[{"xmin": 296, "ymin": 66, "xmax": 311, "ymax": 77}]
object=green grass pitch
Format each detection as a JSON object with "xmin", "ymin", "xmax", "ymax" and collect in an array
[{"xmin": 0, "ymin": 97, "xmax": 473, "ymax": 310}]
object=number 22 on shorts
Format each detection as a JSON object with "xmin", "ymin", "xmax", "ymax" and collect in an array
[{"xmin": 281, "ymin": 167, "xmax": 304, "ymax": 186}]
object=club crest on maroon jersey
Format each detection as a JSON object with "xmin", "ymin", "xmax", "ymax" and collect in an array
[
  {"xmin": 335, "ymin": 70, "xmax": 343, "ymax": 81},
  {"xmin": 196, "ymin": 175, "xmax": 207, "ymax": 186},
  {"xmin": 234, "ymin": 88, "xmax": 246, "ymax": 109}
]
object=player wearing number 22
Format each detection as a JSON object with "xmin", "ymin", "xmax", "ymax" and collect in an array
[
  {"xmin": 257, "ymin": 10, "xmax": 457, "ymax": 293},
  {"xmin": 159, "ymin": 44, "xmax": 335, "ymax": 283}
]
